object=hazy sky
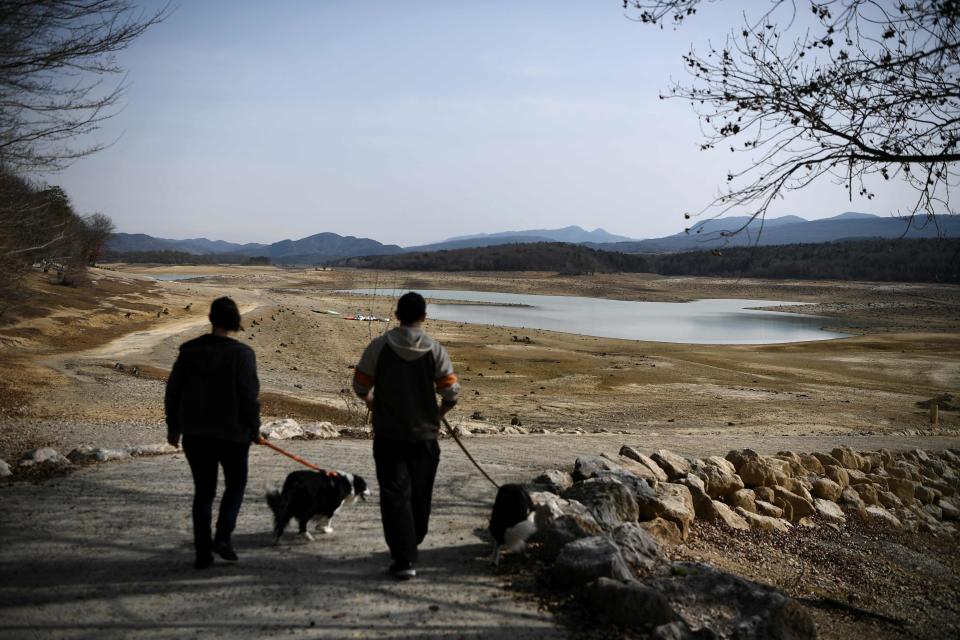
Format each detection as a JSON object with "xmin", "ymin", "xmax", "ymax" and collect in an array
[{"xmin": 50, "ymin": 1, "xmax": 919, "ymax": 246}]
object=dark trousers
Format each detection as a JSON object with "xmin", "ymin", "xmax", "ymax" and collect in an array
[
  {"xmin": 373, "ymin": 437, "xmax": 440, "ymax": 565},
  {"xmin": 182, "ymin": 434, "xmax": 250, "ymax": 556}
]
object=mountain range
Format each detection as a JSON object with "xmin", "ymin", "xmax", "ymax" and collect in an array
[{"xmin": 106, "ymin": 214, "xmax": 960, "ymax": 264}]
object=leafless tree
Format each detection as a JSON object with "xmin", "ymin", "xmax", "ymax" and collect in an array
[
  {"xmin": 0, "ymin": 0, "xmax": 168, "ymax": 174},
  {"xmin": 624, "ymin": 1, "xmax": 960, "ymax": 237}
]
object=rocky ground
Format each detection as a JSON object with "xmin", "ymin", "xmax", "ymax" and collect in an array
[{"xmin": 1, "ymin": 265, "xmax": 959, "ymax": 638}]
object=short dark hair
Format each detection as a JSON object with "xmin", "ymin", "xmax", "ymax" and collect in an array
[
  {"xmin": 396, "ymin": 292, "xmax": 426, "ymax": 325},
  {"xmin": 209, "ymin": 297, "xmax": 243, "ymax": 331}
]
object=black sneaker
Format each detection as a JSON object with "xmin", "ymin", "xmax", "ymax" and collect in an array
[
  {"xmin": 388, "ymin": 561, "xmax": 416, "ymax": 580},
  {"xmin": 212, "ymin": 541, "xmax": 239, "ymax": 562},
  {"xmin": 195, "ymin": 554, "xmax": 214, "ymax": 570}
]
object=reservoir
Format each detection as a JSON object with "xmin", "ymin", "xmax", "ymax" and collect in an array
[{"xmin": 340, "ymin": 289, "xmax": 851, "ymax": 345}]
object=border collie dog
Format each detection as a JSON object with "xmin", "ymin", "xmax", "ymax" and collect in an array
[
  {"xmin": 266, "ymin": 470, "xmax": 370, "ymax": 543},
  {"xmin": 488, "ymin": 483, "xmax": 536, "ymax": 566}
]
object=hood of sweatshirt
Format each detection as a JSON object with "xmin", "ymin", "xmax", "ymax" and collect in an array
[
  {"xmin": 177, "ymin": 334, "xmax": 245, "ymax": 374},
  {"xmin": 384, "ymin": 326, "xmax": 434, "ymax": 362}
]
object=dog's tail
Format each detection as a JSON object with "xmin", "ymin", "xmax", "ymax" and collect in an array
[{"xmin": 265, "ymin": 485, "xmax": 282, "ymax": 518}]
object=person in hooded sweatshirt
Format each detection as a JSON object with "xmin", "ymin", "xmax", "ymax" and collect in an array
[
  {"xmin": 165, "ymin": 297, "xmax": 261, "ymax": 569},
  {"xmin": 353, "ymin": 292, "xmax": 460, "ymax": 580}
]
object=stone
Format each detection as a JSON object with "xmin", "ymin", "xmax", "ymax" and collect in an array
[
  {"xmin": 797, "ymin": 453, "xmax": 825, "ymax": 474},
  {"xmin": 67, "ymin": 446, "xmax": 129, "ymax": 463},
  {"xmin": 914, "ymin": 485, "xmax": 936, "ymax": 505},
  {"xmin": 705, "ymin": 455, "xmax": 737, "ymax": 475},
  {"xmin": 573, "ymin": 455, "xmax": 625, "ymax": 481},
  {"xmin": 773, "ymin": 497, "xmax": 793, "ymax": 522},
  {"xmin": 553, "ymin": 536, "xmax": 633, "ymax": 587},
  {"xmin": 831, "ymin": 446, "xmax": 864, "ymax": 471},
  {"xmin": 736, "ymin": 507, "xmax": 791, "ymax": 533},
  {"xmin": 651, "ymin": 449, "xmax": 692, "ymax": 480},
  {"xmin": 755, "ymin": 500, "xmax": 784, "ymax": 518},
  {"xmin": 772, "ymin": 486, "xmax": 815, "ymax": 521},
  {"xmin": 865, "ymin": 505, "xmax": 902, "ymax": 529},
  {"xmin": 765, "ymin": 457, "xmax": 794, "ymax": 478},
  {"xmin": 939, "ymin": 498, "xmax": 959, "ymax": 520},
  {"xmin": 728, "ymin": 488, "xmax": 757, "ymax": 513},
  {"xmin": 301, "ymin": 422, "xmax": 341, "ymax": 439},
  {"xmin": 852, "ymin": 483, "xmax": 879, "ymax": 506},
  {"xmin": 259, "ymin": 418, "xmax": 303, "ymax": 440},
  {"xmin": 583, "ymin": 577, "xmax": 678, "ymax": 629},
  {"xmin": 877, "ymin": 491, "xmax": 903, "ymax": 510},
  {"xmin": 838, "ymin": 487, "xmax": 866, "ymax": 510},
  {"xmin": 738, "ymin": 458, "xmax": 778, "ymax": 488},
  {"xmin": 126, "ymin": 443, "xmax": 177, "ymax": 456},
  {"xmin": 593, "ymin": 468, "xmax": 659, "ymax": 506},
  {"xmin": 923, "ymin": 504, "xmax": 943, "ymax": 521},
  {"xmin": 619, "ymin": 446, "xmax": 669, "ymax": 483},
  {"xmin": 529, "ymin": 491, "xmax": 603, "ymax": 559},
  {"xmin": 846, "ymin": 468, "xmax": 868, "ymax": 483},
  {"xmin": 725, "ymin": 448, "xmax": 760, "ymax": 472},
  {"xmin": 711, "ymin": 500, "xmax": 750, "ymax": 530},
  {"xmin": 636, "ymin": 483, "xmax": 695, "ymax": 540},
  {"xmin": 649, "ymin": 563, "xmax": 816, "ymax": 640},
  {"xmin": 19, "ymin": 447, "xmax": 69, "ymax": 466},
  {"xmin": 639, "ymin": 517, "xmax": 683, "ymax": 547},
  {"xmin": 451, "ymin": 424, "xmax": 472, "ymax": 437},
  {"xmin": 753, "ymin": 486, "xmax": 775, "ymax": 502},
  {"xmin": 812, "ymin": 478, "xmax": 842, "ymax": 502},
  {"xmin": 563, "ymin": 478, "xmax": 639, "ymax": 530},
  {"xmin": 861, "ymin": 451, "xmax": 883, "ymax": 472},
  {"xmin": 824, "ymin": 465, "xmax": 849, "ymax": 488},
  {"xmin": 887, "ymin": 477, "xmax": 918, "ymax": 504},
  {"xmin": 603, "ymin": 452, "xmax": 662, "ymax": 485},
  {"xmin": 812, "ymin": 452, "xmax": 843, "ymax": 468},
  {"xmin": 813, "ymin": 498, "xmax": 846, "ymax": 524},
  {"xmin": 783, "ymin": 479, "xmax": 813, "ymax": 501},
  {"xmin": 695, "ymin": 464, "xmax": 744, "ymax": 499},
  {"xmin": 610, "ymin": 522, "xmax": 668, "ymax": 573},
  {"xmin": 679, "ymin": 474, "xmax": 715, "ymax": 521},
  {"xmin": 926, "ymin": 479, "xmax": 955, "ymax": 498},
  {"xmin": 532, "ymin": 469, "xmax": 574, "ymax": 494},
  {"xmin": 0, "ymin": 459, "xmax": 10, "ymax": 477}
]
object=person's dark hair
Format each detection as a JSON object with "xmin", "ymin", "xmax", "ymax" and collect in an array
[
  {"xmin": 396, "ymin": 292, "xmax": 426, "ymax": 325},
  {"xmin": 209, "ymin": 297, "xmax": 243, "ymax": 331}
]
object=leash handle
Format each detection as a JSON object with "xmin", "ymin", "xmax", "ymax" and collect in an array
[
  {"xmin": 258, "ymin": 438, "xmax": 337, "ymax": 476},
  {"xmin": 442, "ymin": 417, "xmax": 500, "ymax": 490}
]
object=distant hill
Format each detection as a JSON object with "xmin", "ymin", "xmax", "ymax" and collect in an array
[
  {"xmin": 406, "ymin": 225, "xmax": 634, "ymax": 252},
  {"xmin": 591, "ymin": 213, "xmax": 960, "ymax": 253},
  {"xmin": 338, "ymin": 242, "xmax": 649, "ymax": 274},
  {"xmin": 107, "ymin": 231, "xmax": 401, "ymax": 264}
]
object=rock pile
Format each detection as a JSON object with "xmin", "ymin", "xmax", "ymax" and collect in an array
[
  {"xmin": 258, "ymin": 419, "xmax": 345, "ymax": 440},
  {"xmin": 526, "ymin": 445, "xmax": 959, "ymax": 636}
]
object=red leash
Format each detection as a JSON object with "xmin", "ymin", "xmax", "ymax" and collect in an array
[{"xmin": 257, "ymin": 438, "xmax": 337, "ymax": 476}]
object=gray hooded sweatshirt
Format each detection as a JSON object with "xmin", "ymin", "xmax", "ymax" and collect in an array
[{"xmin": 353, "ymin": 326, "xmax": 460, "ymax": 441}]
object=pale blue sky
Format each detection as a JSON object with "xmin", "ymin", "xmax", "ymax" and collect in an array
[{"xmin": 50, "ymin": 1, "xmax": 918, "ymax": 246}]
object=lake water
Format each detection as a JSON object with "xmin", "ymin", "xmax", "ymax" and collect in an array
[
  {"xmin": 341, "ymin": 289, "xmax": 851, "ymax": 344},
  {"xmin": 140, "ymin": 274, "xmax": 208, "ymax": 281}
]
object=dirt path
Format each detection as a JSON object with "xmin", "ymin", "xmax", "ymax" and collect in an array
[{"xmin": 3, "ymin": 434, "xmax": 959, "ymax": 640}]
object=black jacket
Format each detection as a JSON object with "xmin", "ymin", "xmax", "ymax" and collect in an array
[{"xmin": 165, "ymin": 334, "xmax": 261, "ymax": 443}]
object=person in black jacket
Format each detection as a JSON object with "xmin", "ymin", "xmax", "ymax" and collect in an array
[
  {"xmin": 165, "ymin": 297, "xmax": 261, "ymax": 569},
  {"xmin": 353, "ymin": 292, "xmax": 460, "ymax": 580}
]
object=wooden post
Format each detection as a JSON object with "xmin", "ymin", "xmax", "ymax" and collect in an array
[{"xmin": 930, "ymin": 403, "xmax": 939, "ymax": 426}]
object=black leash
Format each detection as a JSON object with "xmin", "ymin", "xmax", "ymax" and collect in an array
[{"xmin": 442, "ymin": 417, "xmax": 500, "ymax": 490}]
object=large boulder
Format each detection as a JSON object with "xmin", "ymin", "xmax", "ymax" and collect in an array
[
  {"xmin": 813, "ymin": 498, "xmax": 846, "ymax": 524},
  {"xmin": 772, "ymin": 486, "xmax": 815, "ymax": 521},
  {"xmin": 573, "ymin": 455, "xmax": 625, "ymax": 481},
  {"xmin": 532, "ymin": 469, "xmax": 574, "ymax": 494},
  {"xmin": 725, "ymin": 448, "xmax": 761, "ymax": 472},
  {"xmin": 738, "ymin": 458, "xmax": 779, "ymax": 488},
  {"xmin": 736, "ymin": 508, "xmax": 791, "ymax": 533},
  {"xmin": 864, "ymin": 505, "xmax": 903, "ymax": 529},
  {"xmin": 530, "ymin": 491, "xmax": 603, "ymax": 558},
  {"xmin": 679, "ymin": 474, "xmax": 714, "ymax": 521},
  {"xmin": 939, "ymin": 498, "xmax": 959, "ymax": 521},
  {"xmin": 753, "ymin": 486, "xmax": 775, "ymax": 503},
  {"xmin": 552, "ymin": 536, "xmax": 632, "ymax": 587},
  {"xmin": 797, "ymin": 453, "xmax": 825, "ymax": 475},
  {"xmin": 649, "ymin": 563, "xmax": 817, "ymax": 640},
  {"xmin": 604, "ymin": 452, "xmax": 663, "ymax": 486},
  {"xmin": 729, "ymin": 488, "xmax": 758, "ymax": 513},
  {"xmin": 811, "ymin": 478, "xmax": 842, "ymax": 502},
  {"xmin": 812, "ymin": 452, "xmax": 843, "ymax": 469},
  {"xmin": 914, "ymin": 485, "xmax": 937, "ymax": 505},
  {"xmin": 619, "ymin": 446, "xmax": 669, "ymax": 483},
  {"xmin": 695, "ymin": 464, "xmax": 744, "ymax": 499},
  {"xmin": 831, "ymin": 446, "xmax": 864, "ymax": 471},
  {"xmin": 583, "ymin": 578, "xmax": 678, "ymax": 629},
  {"xmin": 711, "ymin": 500, "xmax": 750, "ymax": 530},
  {"xmin": 67, "ymin": 446, "xmax": 129, "ymax": 464},
  {"xmin": 610, "ymin": 522, "xmax": 668, "ymax": 574},
  {"xmin": 887, "ymin": 477, "xmax": 918, "ymax": 504},
  {"xmin": 651, "ymin": 449, "xmax": 692, "ymax": 480},
  {"xmin": 851, "ymin": 483, "xmax": 879, "ymax": 506},
  {"xmin": 639, "ymin": 517, "xmax": 683, "ymax": 547},
  {"xmin": 19, "ymin": 448, "xmax": 69, "ymax": 466},
  {"xmin": 877, "ymin": 491, "xmax": 903, "ymax": 510},
  {"xmin": 301, "ymin": 422, "xmax": 341, "ymax": 439},
  {"xmin": 706, "ymin": 455, "xmax": 737, "ymax": 475},
  {"xmin": 755, "ymin": 500, "xmax": 784, "ymax": 519},
  {"xmin": 838, "ymin": 487, "xmax": 866, "ymax": 511},
  {"xmin": 824, "ymin": 465, "xmax": 850, "ymax": 488},
  {"xmin": 0, "ymin": 459, "xmax": 11, "ymax": 477},
  {"xmin": 636, "ymin": 482, "xmax": 695, "ymax": 539},
  {"xmin": 563, "ymin": 478, "xmax": 639, "ymax": 530},
  {"xmin": 127, "ymin": 443, "xmax": 177, "ymax": 457},
  {"xmin": 259, "ymin": 418, "xmax": 303, "ymax": 440}
]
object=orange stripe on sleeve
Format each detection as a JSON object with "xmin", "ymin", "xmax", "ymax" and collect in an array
[{"xmin": 435, "ymin": 373, "xmax": 458, "ymax": 390}]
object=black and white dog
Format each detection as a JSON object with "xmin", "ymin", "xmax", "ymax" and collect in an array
[
  {"xmin": 488, "ymin": 483, "xmax": 537, "ymax": 566},
  {"xmin": 266, "ymin": 469, "xmax": 370, "ymax": 543}
]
